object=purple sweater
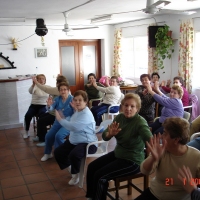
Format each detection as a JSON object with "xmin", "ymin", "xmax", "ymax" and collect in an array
[{"xmin": 153, "ymin": 94, "xmax": 184, "ymax": 123}]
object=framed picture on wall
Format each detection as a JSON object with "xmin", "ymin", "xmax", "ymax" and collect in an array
[{"xmin": 35, "ymin": 48, "xmax": 48, "ymax": 58}]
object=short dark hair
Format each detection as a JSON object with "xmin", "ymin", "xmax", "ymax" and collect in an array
[
  {"xmin": 173, "ymin": 76, "xmax": 184, "ymax": 86},
  {"xmin": 140, "ymin": 74, "xmax": 151, "ymax": 82},
  {"xmin": 74, "ymin": 90, "xmax": 88, "ymax": 102},
  {"xmin": 56, "ymin": 75, "xmax": 69, "ymax": 85},
  {"xmin": 87, "ymin": 73, "xmax": 96, "ymax": 80},
  {"xmin": 151, "ymin": 72, "xmax": 160, "ymax": 79},
  {"xmin": 111, "ymin": 76, "xmax": 119, "ymax": 83},
  {"xmin": 57, "ymin": 82, "xmax": 70, "ymax": 91},
  {"xmin": 163, "ymin": 117, "xmax": 190, "ymax": 145}
]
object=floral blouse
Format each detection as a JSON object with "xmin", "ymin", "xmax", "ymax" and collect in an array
[{"xmin": 135, "ymin": 85, "xmax": 155, "ymax": 122}]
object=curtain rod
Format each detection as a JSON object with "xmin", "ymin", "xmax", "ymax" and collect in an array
[{"xmin": 121, "ymin": 21, "xmax": 166, "ymax": 29}]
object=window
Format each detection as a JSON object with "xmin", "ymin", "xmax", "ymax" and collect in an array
[
  {"xmin": 193, "ymin": 32, "xmax": 200, "ymax": 89},
  {"xmin": 121, "ymin": 36, "xmax": 148, "ymax": 78}
]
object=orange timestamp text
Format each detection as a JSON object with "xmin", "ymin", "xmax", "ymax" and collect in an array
[{"xmin": 165, "ymin": 178, "xmax": 200, "ymax": 186}]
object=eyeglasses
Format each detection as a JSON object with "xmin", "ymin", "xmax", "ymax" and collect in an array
[{"xmin": 59, "ymin": 89, "xmax": 68, "ymax": 91}]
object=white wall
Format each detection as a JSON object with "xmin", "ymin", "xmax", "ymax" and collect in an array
[
  {"xmin": 114, "ymin": 12, "xmax": 200, "ymax": 85},
  {"xmin": 0, "ymin": 22, "xmax": 114, "ymax": 86}
]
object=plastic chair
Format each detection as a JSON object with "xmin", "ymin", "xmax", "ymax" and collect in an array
[
  {"xmin": 103, "ymin": 93, "xmax": 124, "ymax": 120},
  {"xmin": 183, "ymin": 94, "xmax": 199, "ymax": 121},
  {"xmin": 88, "ymin": 97, "xmax": 103, "ymax": 109},
  {"xmin": 183, "ymin": 111, "xmax": 191, "ymax": 121},
  {"xmin": 78, "ymin": 119, "xmax": 112, "ymax": 188},
  {"xmin": 190, "ymin": 132, "xmax": 200, "ymax": 141}
]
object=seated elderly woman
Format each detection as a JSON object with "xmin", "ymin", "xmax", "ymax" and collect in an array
[
  {"xmin": 161, "ymin": 76, "xmax": 189, "ymax": 107},
  {"xmin": 135, "ymin": 117, "xmax": 200, "ymax": 200},
  {"xmin": 40, "ymin": 82, "xmax": 74, "ymax": 162},
  {"xmin": 84, "ymin": 73, "xmax": 104, "ymax": 101},
  {"xmin": 24, "ymin": 74, "xmax": 49, "ymax": 139},
  {"xmin": 86, "ymin": 93, "xmax": 152, "ymax": 200},
  {"xmin": 135, "ymin": 74, "xmax": 156, "ymax": 123},
  {"xmin": 32, "ymin": 75, "xmax": 69, "ymax": 146},
  {"xmin": 147, "ymin": 81, "xmax": 184, "ymax": 135},
  {"xmin": 54, "ymin": 90, "xmax": 98, "ymax": 185},
  {"xmin": 91, "ymin": 75, "xmax": 122, "ymax": 126},
  {"xmin": 151, "ymin": 72, "xmax": 160, "ymax": 87}
]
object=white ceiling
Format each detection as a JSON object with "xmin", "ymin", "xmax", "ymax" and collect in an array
[{"xmin": 0, "ymin": 0, "xmax": 200, "ymax": 27}]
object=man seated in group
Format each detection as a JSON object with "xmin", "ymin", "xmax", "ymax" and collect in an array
[{"xmin": 161, "ymin": 76, "xmax": 189, "ymax": 107}]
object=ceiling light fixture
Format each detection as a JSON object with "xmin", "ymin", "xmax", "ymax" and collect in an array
[
  {"xmin": 91, "ymin": 15, "xmax": 112, "ymax": 23},
  {"xmin": 0, "ymin": 18, "xmax": 25, "ymax": 22}
]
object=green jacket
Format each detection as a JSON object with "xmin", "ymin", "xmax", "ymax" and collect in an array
[{"xmin": 102, "ymin": 113, "xmax": 152, "ymax": 165}]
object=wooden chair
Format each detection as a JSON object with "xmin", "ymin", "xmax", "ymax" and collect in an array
[
  {"xmin": 107, "ymin": 149, "xmax": 149, "ymax": 199},
  {"xmin": 33, "ymin": 115, "xmax": 38, "ymax": 132},
  {"xmin": 107, "ymin": 172, "xmax": 149, "ymax": 200}
]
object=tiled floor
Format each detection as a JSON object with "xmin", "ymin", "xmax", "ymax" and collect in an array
[{"xmin": 0, "ymin": 126, "xmax": 154, "ymax": 200}]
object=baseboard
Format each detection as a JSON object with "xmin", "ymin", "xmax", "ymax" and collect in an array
[{"xmin": 0, "ymin": 123, "xmax": 23, "ymax": 130}]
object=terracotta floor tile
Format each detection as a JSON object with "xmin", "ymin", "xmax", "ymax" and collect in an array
[
  {"xmin": 41, "ymin": 161, "xmax": 60, "ymax": 171},
  {"xmin": 32, "ymin": 190, "xmax": 61, "ymax": 200},
  {"xmin": 27, "ymin": 180, "xmax": 54, "ymax": 194},
  {"xmin": 0, "ymin": 168, "xmax": 21, "ymax": 180},
  {"xmin": 1, "ymin": 176, "xmax": 25, "ymax": 188},
  {"xmin": 0, "ymin": 149, "xmax": 12, "ymax": 157},
  {"xmin": 20, "ymin": 165, "xmax": 44, "ymax": 175},
  {"xmin": 14, "ymin": 152, "xmax": 35, "ymax": 161},
  {"xmin": 57, "ymin": 185, "xmax": 86, "ymax": 200},
  {"xmin": 17, "ymin": 158, "xmax": 39, "ymax": 167},
  {"xmin": 45, "ymin": 169, "xmax": 68, "ymax": 180},
  {"xmin": 0, "ymin": 161, "xmax": 18, "ymax": 171},
  {"xmin": 23, "ymin": 172, "xmax": 48, "ymax": 184},
  {"xmin": 0, "ymin": 154, "xmax": 15, "ymax": 163},
  {"xmin": 9, "ymin": 196, "xmax": 32, "ymax": 200},
  {"xmin": 2, "ymin": 185, "xmax": 29, "ymax": 199}
]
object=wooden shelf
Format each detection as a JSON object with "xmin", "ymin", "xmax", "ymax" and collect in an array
[{"xmin": 0, "ymin": 67, "xmax": 17, "ymax": 70}]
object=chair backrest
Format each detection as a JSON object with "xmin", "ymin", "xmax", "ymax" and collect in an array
[
  {"xmin": 183, "ymin": 111, "xmax": 191, "ymax": 121},
  {"xmin": 95, "ymin": 119, "xmax": 112, "ymax": 133},
  {"xmin": 190, "ymin": 132, "xmax": 200, "ymax": 141}
]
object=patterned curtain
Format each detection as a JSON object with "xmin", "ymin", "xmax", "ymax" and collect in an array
[
  {"xmin": 178, "ymin": 19, "xmax": 194, "ymax": 93},
  {"xmin": 112, "ymin": 29, "xmax": 122, "ymax": 76},
  {"xmin": 148, "ymin": 23, "xmax": 158, "ymax": 74}
]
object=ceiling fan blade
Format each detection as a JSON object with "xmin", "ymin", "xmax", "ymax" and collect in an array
[
  {"xmin": 95, "ymin": 9, "xmax": 142, "ymax": 16},
  {"xmin": 72, "ymin": 26, "xmax": 99, "ymax": 30},
  {"xmin": 149, "ymin": 0, "xmax": 171, "ymax": 8},
  {"xmin": 159, "ymin": 9, "xmax": 197, "ymax": 15}
]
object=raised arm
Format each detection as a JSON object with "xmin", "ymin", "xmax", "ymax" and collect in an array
[
  {"xmin": 32, "ymin": 76, "xmax": 59, "ymax": 96},
  {"xmin": 141, "ymin": 134, "xmax": 166, "ymax": 174}
]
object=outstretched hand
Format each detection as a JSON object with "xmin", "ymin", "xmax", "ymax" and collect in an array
[
  {"xmin": 55, "ymin": 110, "xmax": 65, "ymax": 121},
  {"xmin": 46, "ymin": 96, "xmax": 54, "ymax": 107},
  {"xmin": 107, "ymin": 121, "xmax": 121, "ymax": 137},
  {"xmin": 178, "ymin": 165, "xmax": 197, "ymax": 194},
  {"xmin": 70, "ymin": 101, "xmax": 78, "ymax": 111},
  {"xmin": 146, "ymin": 133, "xmax": 166, "ymax": 162}
]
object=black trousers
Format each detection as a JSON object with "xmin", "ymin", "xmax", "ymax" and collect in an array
[
  {"xmin": 134, "ymin": 187, "xmax": 159, "ymax": 200},
  {"xmin": 86, "ymin": 151, "xmax": 140, "ymax": 200},
  {"xmin": 37, "ymin": 112, "xmax": 55, "ymax": 142},
  {"xmin": 54, "ymin": 139, "xmax": 97, "ymax": 174},
  {"xmin": 24, "ymin": 104, "xmax": 46, "ymax": 131}
]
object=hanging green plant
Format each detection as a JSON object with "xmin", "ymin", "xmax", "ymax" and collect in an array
[{"xmin": 155, "ymin": 24, "xmax": 174, "ymax": 72}]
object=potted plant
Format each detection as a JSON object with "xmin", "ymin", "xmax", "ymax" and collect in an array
[{"xmin": 155, "ymin": 24, "xmax": 174, "ymax": 71}]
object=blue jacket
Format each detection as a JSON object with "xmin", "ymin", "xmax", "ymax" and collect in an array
[
  {"xmin": 59, "ymin": 107, "xmax": 98, "ymax": 145},
  {"xmin": 47, "ymin": 95, "xmax": 73, "ymax": 118}
]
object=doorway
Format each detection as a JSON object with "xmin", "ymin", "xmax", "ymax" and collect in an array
[{"xmin": 59, "ymin": 39, "xmax": 101, "ymax": 94}]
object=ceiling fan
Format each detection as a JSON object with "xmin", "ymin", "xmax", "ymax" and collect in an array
[
  {"xmin": 96, "ymin": 0, "xmax": 197, "ymax": 17},
  {"xmin": 62, "ymin": 11, "xmax": 98, "ymax": 33}
]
